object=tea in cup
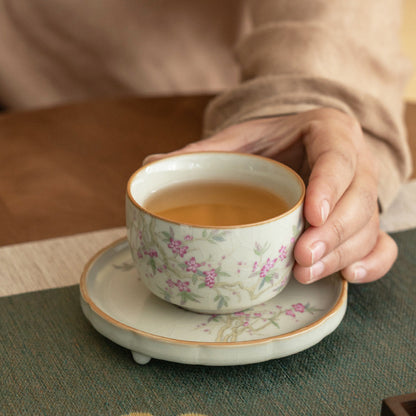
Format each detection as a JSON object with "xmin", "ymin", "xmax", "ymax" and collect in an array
[{"xmin": 126, "ymin": 152, "xmax": 305, "ymax": 314}]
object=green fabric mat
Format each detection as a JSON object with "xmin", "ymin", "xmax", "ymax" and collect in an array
[{"xmin": 1, "ymin": 230, "xmax": 415, "ymax": 416}]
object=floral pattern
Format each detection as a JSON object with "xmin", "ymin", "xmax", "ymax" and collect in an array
[
  {"xmin": 112, "ymin": 256, "xmax": 323, "ymax": 343},
  {"xmin": 126, "ymin": 199, "xmax": 303, "ymax": 312},
  {"xmin": 195, "ymin": 302, "xmax": 322, "ymax": 342}
]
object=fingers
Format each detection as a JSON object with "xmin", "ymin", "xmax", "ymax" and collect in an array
[
  {"xmin": 301, "ymin": 109, "xmax": 364, "ymax": 227},
  {"xmin": 294, "ymin": 228, "xmax": 397, "ymax": 284},
  {"xmin": 142, "ymin": 123, "xmax": 252, "ymax": 165},
  {"xmin": 142, "ymin": 108, "xmax": 395, "ymax": 285},
  {"xmin": 295, "ymin": 157, "xmax": 378, "ymax": 267},
  {"xmin": 294, "ymin": 211, "xmax": 379, "ymax": 283},
  {"xmin": 293, "ymin": 108, "xmax": 391, "ymax": 284},
  {"xmin": 342, "ymin": 231, "xmax": 398, "ymax": 283},
  {"xmin": 143, "ymin": 116, "xmax": 302, "ymax": 165}
]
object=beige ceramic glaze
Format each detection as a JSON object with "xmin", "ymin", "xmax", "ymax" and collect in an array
[{"xmin": 126, "ymin": 152, "xmax": 305, "ymax": 314}]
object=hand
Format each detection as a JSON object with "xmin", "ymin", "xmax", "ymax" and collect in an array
[{"xmin": 144, "ymin": 108, "xmax": 398, "ymax": 284}]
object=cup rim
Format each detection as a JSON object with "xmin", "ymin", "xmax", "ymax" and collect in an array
[{"xmin": 127, "ymin": 151, "xmax": 305, "ymax": 229}]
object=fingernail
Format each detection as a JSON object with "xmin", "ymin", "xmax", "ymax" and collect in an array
[
  {"xmin": 353, "ymin": 266, "xmax": 367, "ymax": 282},
  {"xmin": 310, "ymin": 241, "xmax": 326, "ymax": 264},
  {"xmin": 321, "ymin": 200, "xmax": 330, "ymax": 223},
  {"xmin": 308, "ymin": 261, "xmax": 325, "ymax": 283}
]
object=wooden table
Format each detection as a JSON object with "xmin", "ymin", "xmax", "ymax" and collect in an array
[{"xmin": 0, "ymin": 96, "xmax": 415, "ymax": 246}]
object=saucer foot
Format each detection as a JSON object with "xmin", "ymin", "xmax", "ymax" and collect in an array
[{"xmin": 132, "ymin": 351, "xmax": 151, "ymax": 365}]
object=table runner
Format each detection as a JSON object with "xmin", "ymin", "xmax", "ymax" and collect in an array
[
  {"xmin": 0, "ymin": 228, "xmax": 126, "ymax": 297},
  {"xmin": 1, "ymin": 229, "xmax": 415, "ymax": 416}
]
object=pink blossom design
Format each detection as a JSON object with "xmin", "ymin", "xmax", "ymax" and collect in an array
[
  {"xmin": 137, "ymin": 249, "xmax": 143, "ymax": 259},
  {"xmin": 252, "ymin": 261, "xmax": 258, "ymax": 272},
  {"xmin": 260, "ymin": 258, "xmax": 278, "ymax": 278},
  {"xmin": 177, "ymin": 245, "xmax": 189, "ymax": 258},
  {"xmin": 167, "ymin": 279, "xmax": 176, "ymax": 288},
  {"xmin": 176, "ymin": 280, "xmax": 191, "ymax": 292},
  {"xmin": 167, "ymin": 238, "xmax": 188, "ymax": 257},
  {"xmin": 292, "ymin": 303, "xmax": 305, "ymax": 313},
  {"xmin": 204, "ymin": 269, "xmax": 217, "ymax": 288},
  {"xmin": 254, "ymin": 313, "xmax": 262, "ymax": 317},
  {"xmin": 184, "ymin": 235, "xmax": 193, "ymax": 241},
  {"xmin": 168, "ymin": 238, "xmax": 182, "ymax": 251},
  {"xmin": 285, "ymin": 309, "xmax": 296, "ymax": 318},
  {"xmin": 185, "ymin": 257, "xmax": 202, "ymax": 273},
  {"xmin": 234, "ymin": 311, "xmax": 245, "ymax": 316},
  {"xmin": 144, "ymin": 249, "xmax": 158, "ymax": 258},
  {"xmin": 279, "ymin": 245, "xmax": 288, "ymax": 261}
]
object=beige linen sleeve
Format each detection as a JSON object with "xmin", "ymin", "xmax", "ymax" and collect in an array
[{"xmin": 204, "ymin": 0, "xmax": 413, "ymax": 210}]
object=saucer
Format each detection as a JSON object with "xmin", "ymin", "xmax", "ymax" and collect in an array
[{"xmin": 80, "ymin": 238, "xmax": 348, "ymax": 366}]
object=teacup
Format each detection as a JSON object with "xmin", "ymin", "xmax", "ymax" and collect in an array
[{"xmin": 126, "ymin": 152, "xmax": 305, "ymax": 314}]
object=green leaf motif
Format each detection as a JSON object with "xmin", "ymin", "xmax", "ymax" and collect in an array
[
  {"xmin": 161, "ymin": 231, "xmax": 171, "ymax": 241},
  {"xmin": 216, "ymin": 295, "xmax": 229, "ymax": 310},
  {"xmin": 270, "ymin": 319, "xmax": 280, "ymax": 328},
  {"xmin": 149, "ymin": 258, "xmax": 156, "ymax": 273},
  {"xmin": 180, "ymin": 291, "xmax": 202, "ymax": 305},
  {"xmin": 254, "ymin": 241, "xmax": 271, "ymax": 256}
]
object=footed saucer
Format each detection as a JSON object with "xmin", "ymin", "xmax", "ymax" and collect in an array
[{"xmin": 80, "ymin": 238, "xmax": 347, "ymax": 366}]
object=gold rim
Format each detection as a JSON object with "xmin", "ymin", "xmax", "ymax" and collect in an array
[
  {"xmin": 126, "ymin": 152, "xmax": 306, "ymax": 229},
  {"xmin": 80, "ymin": 238, "xmax": 348, "ymax": 348}
]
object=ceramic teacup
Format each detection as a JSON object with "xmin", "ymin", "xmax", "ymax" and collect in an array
[{"xmin": 126, "ymin": 152, "xmax": 305, "ymax": 314}]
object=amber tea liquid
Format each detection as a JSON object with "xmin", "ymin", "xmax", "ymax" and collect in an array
[{"xmin": 144, "ymin": 180, "xmax": 289, "ymax": 226}]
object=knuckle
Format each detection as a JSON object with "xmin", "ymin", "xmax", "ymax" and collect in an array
[
  {"xmin": 311, "ymin": 108, "xmax": 363, "ymax": 145},
  {"xmin": 332, "ymin": 246, "xmax": 346, "ymax": 271},
  {"xmin": 360, "ymin": 187, "xmax": 378, "ymax": 215},
  {"xmin": 329, "ymin": 218, "xmax": 346, "ymax": 246},
  {"xmin": 333, "ymin": 148, "xmax": 356, "ymax": 172},
  {"xmin": 343, "ymin": 114, "xmax": 363, "ymax": 139}
]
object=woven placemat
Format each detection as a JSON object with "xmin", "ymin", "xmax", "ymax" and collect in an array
[{"xmin": 1, "ymin": 230, "xmax": 415, "ymax": 416}]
